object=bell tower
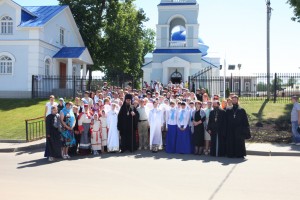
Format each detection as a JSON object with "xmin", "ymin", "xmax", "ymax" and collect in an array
[{"xmin": 156, "ymin": 0, "xmax": 199, "ymax": 49}]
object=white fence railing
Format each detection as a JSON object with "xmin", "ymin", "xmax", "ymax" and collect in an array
[{"xmin": 169, "ymin": 41, "xmax": 186, "ymax": 47}]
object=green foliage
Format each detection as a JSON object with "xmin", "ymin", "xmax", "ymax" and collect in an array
[
  {"xmin": 59, "ymin": 0, "xmax": 155, "ymax": 86},
  {"xmin": 225, "ymin": 87, "xmax": 230, "ymax": 98},
  {"xmin": 287, "ymin": 76, "xmax": 297, "ymax": 88},
  {"xmin": 103, "ymin": 0, "xmax": 150, "ymax": 84},
  {"xmin": 58, "ymin": 0, "xmax": 107, "ymax": 71},
  {"xmin": 287, "ymin": 0, "xmax": 300, "ymax": 22},
  {"xmin": 256, "ymin": 82, "xmax": 267, "ymax": 92}
]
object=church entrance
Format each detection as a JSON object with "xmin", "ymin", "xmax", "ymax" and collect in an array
[{"xmin": 170, "ymin": 69, "xmax": 182, "ymax": 84}]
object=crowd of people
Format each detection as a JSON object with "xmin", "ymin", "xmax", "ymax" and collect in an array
[{"xmin": 44, "ymin": 81, "xmax": 251, "ymax": 162}]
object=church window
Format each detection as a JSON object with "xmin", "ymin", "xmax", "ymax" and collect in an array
[
  {"xmin": 0, "ymin": 55, "xmax": 13, "ymax": 75},
  {"xmin": 1, "ymin": 16, "xmax": 13, "ymax": 35},
  {"xmin": 60, "ymin": 28, "xmax": 65, "ymax": 45},
  {"xmin": 45, "ymin": 59, "xmax": 51, "ymax": 76}
]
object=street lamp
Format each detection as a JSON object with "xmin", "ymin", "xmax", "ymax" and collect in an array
[
  {"xmin": 238, "ymin": 64, "xmax": 242, "ymax": 96},
  {"xmin": 266, "ymin": 0, "xmax": 272, "ymax": 99}
]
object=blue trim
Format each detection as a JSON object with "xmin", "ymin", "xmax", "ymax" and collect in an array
[
  {"xmin": 153, "ymin": 49, "xmax": 201, "ymax": 54},
  {"xmin": 158, "ymin": 3, "xmax": 197, "ymax": 6},
  {"xmin": 201, "ymin": 58, "xmax": 219, "ymax": 68},
  {"xmin": 53, "ymin": 47, "xmax": 86, "ymax": 58}
]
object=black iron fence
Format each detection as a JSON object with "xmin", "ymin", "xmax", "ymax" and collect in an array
[
  {"xmin": 32, "ymin": 75, "xmax": 106, "ymax": 99},
  {"xmin": 25, "ymin": 116, "xmax": 45, "ymax": 141},
  {"xmin": 189, "ymin": 72, "xmax": 300, "ymax": 102}
]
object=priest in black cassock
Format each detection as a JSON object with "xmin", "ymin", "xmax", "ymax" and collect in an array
[
  {"xmin": 207, "ymin": 100, "xmax": 227, "ymax": 157},
  {"xmin": 226, "ymin": 95, "xmax": 249, "ymax": 158},
  {"xmin": 117, "ymin": 94, "xmax": 138, "ymax": 153}
]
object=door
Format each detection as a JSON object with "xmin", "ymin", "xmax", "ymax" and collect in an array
[
  {"xmin": 59, "ymin": 62, "xmax": 67, "ymax": 88},
  {"xmin": 170, "ymin": 69, "xmax": 182, "ymax": 84}
]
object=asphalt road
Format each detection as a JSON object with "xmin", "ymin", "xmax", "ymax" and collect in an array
[{"xmin": 0, "ymin": 149, "xmax": 299, "ymax": 200}]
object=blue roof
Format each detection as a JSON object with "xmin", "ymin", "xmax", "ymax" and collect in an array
[
  {"xmin": 53, "ymin": 47, "xmax": 86, "ymax": 58},
  {"xmin": 20, "ymin": 6, "xmax": 67, "ymax": 27},
  {"xmin": 153, "ymin": 49, "xmax": 201, "ymax": 54},
  {"xmin": 158, "ymin": 3, "xmax": 197, "ymax": 6}
]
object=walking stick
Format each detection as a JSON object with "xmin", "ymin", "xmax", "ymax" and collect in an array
[{"xmin": 131, "ymin": 106, "xmax": 134, "ymax": 153}]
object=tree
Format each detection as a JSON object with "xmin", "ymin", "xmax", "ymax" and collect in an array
[
  {"xmin": 287, "ymin": 76, "xmax": 297, "ymax": 88},
  {"xmin": 256, "ymin": 82, "xmax": 267, "ymax": 92},
  {"xmin": 103, "ymin": 0, "xmax": 149, "ymax": 86},
  {"xmin": 58, "ymin": 0, "xmax": 107, "ymax": 89},
  {"xmin": 59, "ymin": 0, "xmax": 155, "ymax": 88},
  {"xmin": 287, "ymin": 0, "xmax": 300, "ymax": 22}
]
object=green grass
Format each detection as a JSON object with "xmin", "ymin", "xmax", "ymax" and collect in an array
[
  {"xmin": 241, "ymin": 100, "xmax": 291, "ymax": 124},
  {"xmin": 0, "ymin": 98, "xmax": 293, "ymax": 140},
  {"xmin": 0, "ymin": 99, "xmax": 48, "ymax": 140}
]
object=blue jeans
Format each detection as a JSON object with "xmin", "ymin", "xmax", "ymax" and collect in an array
[{"xmin": 291, "ymin": 121, "xmax": 300, "ymax": 143}]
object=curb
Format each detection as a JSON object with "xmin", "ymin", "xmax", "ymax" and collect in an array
[{"xmin": 0, "ymin": 142, "xmax": 45, "ymax": 153}]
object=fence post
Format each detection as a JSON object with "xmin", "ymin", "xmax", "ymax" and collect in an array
[
  {"xmin": 239, "ymin": 76, "xmax": 241, "ymax": 97},
  {"xmin": 73, "ymin": 75, "xmax": 76, "ymax": 99},
  {"xmin": 274, "ymin": 73, "xmax": 277, "ymax": 103},
  {"xmin": 25, "ymin": 120, "xmax": 29, "ymax": 141},
  {"xmin": 230, "ymin": 73, "xmax": 233, "ymax": 93},
  {"xmin": 31, "ymin": 75, "xmax": 34, "ymax": 99},
  {"xmin": 188, "ymin": 76, "xmax": 191, "ymax": 91}
]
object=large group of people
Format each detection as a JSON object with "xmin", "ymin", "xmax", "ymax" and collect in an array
[{"xmin": 44, "ymin": 82, "xmax": 251, "ymax": 162}]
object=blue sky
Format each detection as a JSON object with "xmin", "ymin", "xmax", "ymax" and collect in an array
[{"xmin": 14, "ymin": 0, "xmax": 300, "ymax": 74}]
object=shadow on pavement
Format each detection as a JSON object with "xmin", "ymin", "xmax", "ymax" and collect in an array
[{"xmin": 100, "ymin": 150, "xmax": 247, "ymax": 166}]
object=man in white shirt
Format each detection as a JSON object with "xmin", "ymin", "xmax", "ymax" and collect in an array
[{"xmin": 137, "ymin": 99, "xmax": 149, "ymax": 150}]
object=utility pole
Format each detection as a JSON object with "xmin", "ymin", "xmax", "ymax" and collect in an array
[{"xmin": 266, "ymin": 0, "xmax": 272, "ymax": 99}]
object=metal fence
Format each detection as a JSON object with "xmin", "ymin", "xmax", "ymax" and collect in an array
[
  {"xmin": 32, "ymin": 75, "xmax": 106, "ymax": 99},
  {"xmin": 189, "ymin": 72, "xmax": 300, "ymax": 102},
  {"xmin": 25, "ymin": 116, "xmax": 45, "ymax": 141}
]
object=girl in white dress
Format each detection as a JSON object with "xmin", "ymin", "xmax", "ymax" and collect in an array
[
  {"xmin": 91, "ymin": 113, "xmax": 102, "ymax": 155},
  {"xmin": 107, "ymin": 103, "xmax": 119, "ymax": 152},
  {"xmin": 100, "ymin": 110, "xmax": 108, "ymax": 153}
]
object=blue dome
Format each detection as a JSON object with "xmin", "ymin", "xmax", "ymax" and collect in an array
[
  {"xmin": 171, "ymin": 30, "xmax": 186, "ymax": 41},
  {"xmin": 171, "ymin": 30, "xmax": 209, "ymax": 56}
]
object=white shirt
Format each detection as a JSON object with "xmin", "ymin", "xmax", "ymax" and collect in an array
[
  {"xmin": 177, "ymin": 108, "xmax": 190, "ymax": 129},
  {"xmin": 166, "ymin": 107, "xmax": 177, "ymax": 126},
  {"xmin": 137, "ymin": 106, "xmax": 148, "ymax": 121},
  {"xmin": 45, "ymin": 102, "xmax": 58, "ymax": 117}
]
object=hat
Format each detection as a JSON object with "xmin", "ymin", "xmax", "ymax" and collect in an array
[
  {"xmin": 84, "ymin": 104, "xmax": 89, "ymax": 108},
  {"xmin": 125, "ymin": 93, "xmax": 132, "ymax": 100},
  {"xmin": 59, "ymin": 98, "xmax": 64, "ymax": 101}
]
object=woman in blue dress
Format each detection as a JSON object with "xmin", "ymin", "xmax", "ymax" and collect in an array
[
  {"xmin": 60, "ymin": 102, "xmax": 76, "ymax": 159},
  {"xmin": 175, "ymin": 102, "xmax": 192, "ymax": 154}
]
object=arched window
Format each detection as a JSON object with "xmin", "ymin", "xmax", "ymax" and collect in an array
[
  {"xmin": 0, "ymin": 55, "xmax": 13, "ymax": 75},
  {"xmin": 45, "ymin": 59, "xmax": 51, "ymax": 76},
  {"xmin": 1, "ymin": 16, "xmax": 13, "ymax": 35}
]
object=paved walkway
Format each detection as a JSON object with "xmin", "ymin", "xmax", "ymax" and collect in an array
[
  {"xmin": 0, "ymin": 139, "xmax": 300, "ymax": 156},
  {"xmin": 0, "ymin": 147, "xmax": 299, "ymax": 200}
]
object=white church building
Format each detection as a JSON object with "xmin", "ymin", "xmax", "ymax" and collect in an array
[
  {"xmin": 0, "ymin": 0, "xmax": 93, "ymax": 98},
  {"xmin": 142, "ymin": 0, "xmax": 220, "ymax": 85}
]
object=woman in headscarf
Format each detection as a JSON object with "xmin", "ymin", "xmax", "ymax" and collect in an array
[{"xmin": 60, "ymin": 102, "xmax": 76, "ymax": 159}]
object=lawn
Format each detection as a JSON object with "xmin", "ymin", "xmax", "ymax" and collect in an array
[
  {"xmin": 0, "ymin": 99, "xmax": 48, "ymax": 140},
  {"xmin": 0, "ymin": 98, "xmax": 293, "ymax": 141}
]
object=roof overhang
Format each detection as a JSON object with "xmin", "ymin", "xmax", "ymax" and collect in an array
[{"xmin": 53, "ymin": 47, "xmax": 94, "ymax": 65}]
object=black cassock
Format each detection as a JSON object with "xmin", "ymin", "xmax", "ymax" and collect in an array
[
  {"xmin": 207, "ymin": 108, "xmax": 226, "ymax": 157},
  {"xmin": 117, "ymin": 103, "xmax": 138, "ymax": 152},
  {"xmin": 45, "ymin": 114, "xmax": 62, "ymax": 158},
  {"xmin": 226, "ymin": 105, "xmax": 249, "ymax": 158}
]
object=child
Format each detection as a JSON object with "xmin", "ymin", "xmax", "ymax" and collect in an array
[
  {"xmin": 100, "ymin": 110, "xmax": 108, "ymax": 153},
  {"xmin": 91, "ymin": 113, "xmax": 102, "ymax": 155}
]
